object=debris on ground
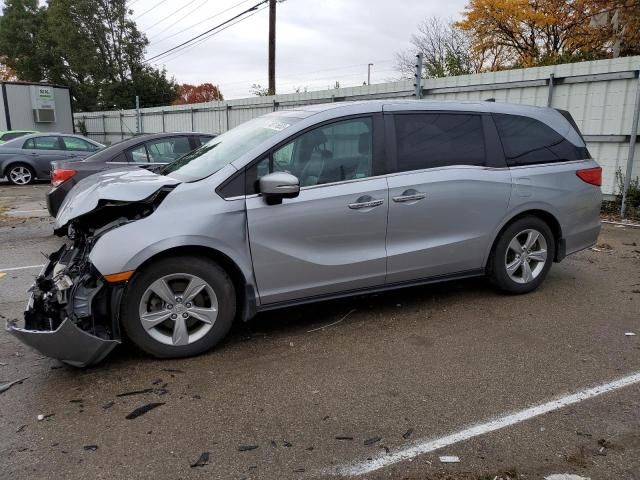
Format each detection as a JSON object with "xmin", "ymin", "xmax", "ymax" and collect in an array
[
  {"xmin": 16, "ymin": 424, "xmax": 26, "ymax": 433},
  {"xmin": 152, "ymin": 379, "xmax": 162, "ymax": 385},
  {"xmin": 125, "ymin": 402, "xmax": 165, "ymax": 420},
  {"xmin": 237, "ymin": 445, "xmax": 259, "ymax": 452},
  {"xmin": 544, "ymin": 475, "xmax": 591, "ymax": 480},
  {"xmin": 162, "ymin": 368, "xmax": 184, "ymax": 373},
  {"xmin": 0, "ymin": 377, "xmax": 28, "ymax": 394},
  {"xmin": 293, "ymin": 468, "xmax": 305, "ymax": 473},
  {"xmin": 439, "ymin": 455, "xmax": 460, "ymax": 463},
  {"xmin": 364, "ymin": 436, "xmax": 381, "ymax": 446},
  {"xmin": 116, "ymin": 388, "xmax": 154, "ymax": 397},
  {"xmin": 335, "ymin": 436, "xmax": 353, "ymax": 441},
  {"xmin": 37, "ymin": 413, "xmax": 54, "ymax": 421},
  {"xmin": 102, "ymin": 401, "xmax": 115, "ymax": 410},
  {"xmin": 625, "ymin": 332, "xmax": 636, "ymax": 336},
  {"xmin": 402, "ymin": 428, "xmax": 414, "ymax": 439},
  {"xmin": 596, "ymin": 242, "xmax": 612, "ymax": 250},
  {"xmin": 83, "ymin": 445, "xmax": 98, "ymax": 452},
  {"xmin": 190, "ymin": 452, "xmax": 210, "ymax": 468},
  {"xmin": 282, "ymin": 440, "xmax": 292, "ymax": 447},
  {"xmin": 307, "ymin": 308, "xmax": 356, "ymax": 333},
  {"xmin": 69, "ymin": 399, "xmax": 83, "ymax": 403}
]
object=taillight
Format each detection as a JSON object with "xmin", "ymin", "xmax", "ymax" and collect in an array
[
  {"xmin": 51, "ymin": 168, "xmax": 76, "ymax": 187},
  {"xmin": 576, "ymin": 167, "xmax": 601, "ymax": 187}
]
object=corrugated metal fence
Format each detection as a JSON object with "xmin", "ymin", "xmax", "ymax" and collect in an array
[{"xmin": 75, "ymin": 56, "xmax": 640, "ymax": 196}]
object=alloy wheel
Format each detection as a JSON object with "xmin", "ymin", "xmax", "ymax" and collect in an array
[
  {"xmin": 504, "ymin": 228, "xmax": 548, "ymax": 284},
  {"xmin": 9, "ymin": 166, "xmax": 32, "ymax": 185},
  {"xmin": 138, "ymin": 273, "xmax": 218, "ymax": 346}
]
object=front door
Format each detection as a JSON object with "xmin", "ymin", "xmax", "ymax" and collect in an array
[
  {"xmin": 385, "ymin": 112, "xmax": 512, "ymax": 283},
  {"xmin": 246, "ymin": 116, "xmax": 389, "ymax": 304}
]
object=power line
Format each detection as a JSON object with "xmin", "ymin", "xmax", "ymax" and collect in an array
[
  {"xmin": 151, "ymin": 4, "xmax": 268, "ymax": 65},
  {"xmin": 134, "ymin": 0, "xmax": 171, "ymax": 20},
  {"xmin": 147, "ymin": 0, "xmax": 210, "ymax": 40},
  {"xmin": 148, "ymin": 0, "xmax": 254, "ymax": 45},
  {"xmin": 145, "ymin": 0, "xmax": 268, "ymax": 62},
  {"xmin": 143, "ymin": 0, "xmax": 200, "ymax": 31}
]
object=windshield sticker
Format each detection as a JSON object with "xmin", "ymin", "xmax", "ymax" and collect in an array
[{"xmin": 264, "ymin": 121, "xmax": 291, "ymax": 131}]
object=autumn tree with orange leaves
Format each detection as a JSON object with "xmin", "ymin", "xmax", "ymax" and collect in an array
[
  {"xmin": 456, "ymin": 0, "xmax": 640, "ymax": 70},
  {"xmin": 172, "ymin": 83, "xmax": 224, "ymax": 105}
]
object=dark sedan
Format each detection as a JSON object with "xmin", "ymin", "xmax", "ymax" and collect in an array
[{"xmin": 47, "ymin": 132, "xmax": 214, "ymax": 217}]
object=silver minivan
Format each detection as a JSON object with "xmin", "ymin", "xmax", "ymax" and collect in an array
[{"xmin": 8, "ymin": 100, "xmax": 602, "ymax": 366}]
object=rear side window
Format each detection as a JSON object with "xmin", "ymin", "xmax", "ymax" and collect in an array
[
  {"xmin": 63, "ymin": 137, "xmax": 97, "ymax": 151},
  {"xmin": 494, "ymin": 114, "xmax": 590, "ymax": 166},
  {"xmin": 4, "ymin": 131, "xmax": 29, "ymax": 141},
  {"xmin": 145, "ymin": 137, "xmax": 192, "ymax": 163},
  {"xmin": 394, "ymin": 114, "xmax": 485, "ymax": 172}
]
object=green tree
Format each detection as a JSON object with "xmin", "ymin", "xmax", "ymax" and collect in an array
[
  {"xmin": 0, "ymin": 0, "xmax": 48, "ymax": 81},
  {"xmin": 0, "ymin": 0, "xmax": 179, "ymax": 111}
]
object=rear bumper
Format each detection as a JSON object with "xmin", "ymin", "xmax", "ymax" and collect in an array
[
  {"xmin": 46, "ymin": 185, "xmax": 68, "ymax": 218},
  {"xmin": 6, "ymin": 318, "xmax": 118, "ymax": 367}
]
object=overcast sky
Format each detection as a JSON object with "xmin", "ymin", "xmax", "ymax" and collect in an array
[{"xmin": 134, "ymin": 0, "xmax": 469, "ymax": 99}]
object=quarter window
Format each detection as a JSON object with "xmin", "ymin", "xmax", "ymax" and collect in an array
[
  {"xmin": 394, "ymin": 114, "xmax": 485, "ymax": 171},
  {"xmin": 493, "ymin": 113, "xmax": 589, "ymax": 166},
  {"xmin": 63, "ymin": 137, "xmax": 96, "ymax": 151},
  {"xmin": 145, "ymin": 137, "xmax": 192, "ymax": 163},
  {"xmin": 247, "ymin": 117, "xmax": 373, "ymax": 193}
]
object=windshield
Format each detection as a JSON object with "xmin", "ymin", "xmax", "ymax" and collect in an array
[{"xmin": 162, "ymin": 115, "xmax": 302, "ymax": 181}]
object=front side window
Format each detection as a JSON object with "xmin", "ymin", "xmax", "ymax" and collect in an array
[
  {"xmin": 494, "ymin": 113, "xmax": 590, "ymax": 166},
  {"xmin": 26, "ymin": 136, "xmax": 62, "ymax": 150},
  {"xmin": 248, "ymin": 117, "xmax": 373, "ymax": 192},
  {"xmin": 145, "ymin": 137, "xmax": 191, "ymax": 163},
  {"xmin": 394, "ymin": 114, "xmax": 485, "ymax": 172},
  {"xmin": 162, "ymin": 115, "xmax": 302, "ymax": 181}
]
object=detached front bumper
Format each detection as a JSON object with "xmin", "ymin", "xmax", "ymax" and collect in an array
[
  {"xmin": 6, "ymin": 318, "xmax": 118, "ymax": 367},
  {"xmin": 6, "ymin": 250, "xmax": 122, "ymax": 367}
]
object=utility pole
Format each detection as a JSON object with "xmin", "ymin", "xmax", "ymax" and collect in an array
[
  {"xmin": 268, "ymin": 0, "xmax": 276, "ymax": 95},
  {"xmin": 367, "ymin": 63, "xmax": 373, "ymax": 85}
]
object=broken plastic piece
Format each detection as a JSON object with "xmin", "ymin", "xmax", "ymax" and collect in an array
[
  {"xmin": 190, "ymin": 452, "xmax": 210, "ymax": 468},
  {"xmin": 439, "ymin": 455, "xmax": 460, "ymax": 463},
  {"xmin": 625, "ymin": 332, "xmax": 636, "ymax": 336},
  {"xmin": 125, "ymin": 402, "xmax": 165, "ymax": 420},
  {"xmin": 238, "ymin": 445, "xmax": 259, "ymax": 452},
  {"xmin": 0, "ymin": 377, "xmax": 28, "ymax": 394}
]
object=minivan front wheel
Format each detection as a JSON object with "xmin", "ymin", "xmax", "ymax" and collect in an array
[
  {"xmin": 489, "ymin": 217, "xmax": 555, "ymax": 294},
  {"xmin": 121, "ymin": 256, "xmax": 236, "ymax": 358}
]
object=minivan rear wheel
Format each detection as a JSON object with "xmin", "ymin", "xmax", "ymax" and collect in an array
[
  {"xmin": 489, "ymin": 217, "xmax": 555, "ymax": 294},
  {"xmin": 121, "ymin": 256, "xmax": 236, "ymax": 358}
]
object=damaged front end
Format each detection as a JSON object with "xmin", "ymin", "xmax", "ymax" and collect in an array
[{"xmin": 7, "ymin": 184, "xmax": 177, "ymax": 367}]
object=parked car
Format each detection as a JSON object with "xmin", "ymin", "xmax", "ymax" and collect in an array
[
  {"xmin": 47, "ymin": 132, "xmax": 215, "ymax": 217},
  {"xmin": 8, "ymin": 100, "xmax": 602, "ymax": 366},
  {"xmin": 0, "ymin": 130, "xmax": 38, "ymax": 144},
  {"xmin": 0, "ymin": 133, "xmax": 104, "ymax": 185}
]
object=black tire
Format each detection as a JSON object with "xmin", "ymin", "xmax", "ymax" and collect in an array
[
  {"xmin": 488, "ymin": 216, "xmax": 555, "ymax": 294},
  {"xmin": 121, "ymin": 256, "xmax": 236, "ymax": 358},
  {"xmin": 6, "ymin": 163, "xmax": 36, "ymax": 185}
]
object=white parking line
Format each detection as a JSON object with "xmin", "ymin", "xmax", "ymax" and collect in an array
[
  {"xmin": 8, "ymin": 209, "xmax": 48, "ymax": 214},
  {"xmin": 328, "ymin": 371, "xmax": 640, "ymax": 476},
  {"xmin": 0, "ymin": 264, "xmax": 45, "ymax": 272}
]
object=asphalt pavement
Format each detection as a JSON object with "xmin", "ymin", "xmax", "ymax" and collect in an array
[{"xmin": 0, "ymin": 182, "xmax": 639, "ymax": 480}]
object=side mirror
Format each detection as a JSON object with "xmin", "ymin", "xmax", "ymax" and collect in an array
[{"xmin": 259, "ymin": 172, "xmax": 300, "ymax": 204}]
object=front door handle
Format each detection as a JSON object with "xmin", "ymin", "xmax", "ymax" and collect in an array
[
  {"xmin": 392, "ymin": 189, "xmax": 426, "ymax": 203},
  {"xmin": 348, "ymin": 195, "xmax": 384, "ymax": 210}
]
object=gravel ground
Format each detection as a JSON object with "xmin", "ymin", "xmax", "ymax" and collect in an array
[{"xmin": 0, "ymin": 182, "xmax": 639, "ymax": 480}]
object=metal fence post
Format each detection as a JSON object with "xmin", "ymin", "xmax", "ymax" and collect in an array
[
  {"xmin": 620, "ymin": 70, "xmax": 640, "ymax": 217},
  {"xmin": 161, "ymin": 110, "xmax": 165, "ymax": 133},
  {"xmin": 414, "ymin": 53, "xmax": 423, "ymax": 99},
  {"xmin": 119, "ymin": 112, "xmax": 124, "ymax": 140},
  {"xmin": 547, "ymin": 73, "xmax": 555, "ymax": 107},
  {"xmin": 190, "ymin": 107, "xmax": 195, "ymax": 132},
  {"xmin": 273, "ymin": 100, "xmax": 277, "ymax": 112},
  {"xmin": 101, "ymin": 114, "xmax": 106, "ymax": 143},
  {"xmin": 225, "ymin": 104, "xmax": 231, "ymax": 132},
  {"xmin": 135, "ymin": 95, "xmax": 140, "ymax": 134}
]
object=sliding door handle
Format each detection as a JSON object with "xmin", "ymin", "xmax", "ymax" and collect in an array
[
  {"xmin": 392, "ymin": 189, "xmax": 426, "ymax": 203},
  {"xmin": 348, "ymin": 195, "xmax": 384, "ymax": 210}
]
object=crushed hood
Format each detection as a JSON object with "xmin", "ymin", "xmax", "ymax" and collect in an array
[{"xmin": 54, "ymin": 168, "xmax": 181, "ymax": 229}]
